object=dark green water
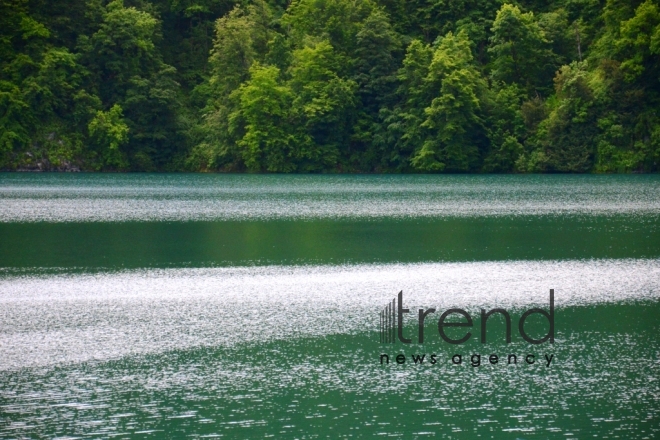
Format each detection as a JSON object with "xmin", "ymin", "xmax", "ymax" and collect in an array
[
  {"xmin": 1, "ymin": 216, "xmax": 659, "ymax": 269},
  {"xmin": 1, "ymin": 174, "xmax": 659, "ymax": 438}
]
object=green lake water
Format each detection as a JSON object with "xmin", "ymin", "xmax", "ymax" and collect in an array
[{"xmin": 0, "ymin": 174, "xmax": 659, "ymax": 438}]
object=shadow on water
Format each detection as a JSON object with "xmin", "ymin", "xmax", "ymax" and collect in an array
[{"xmin": 1, "ymin": 215, "xmax": 659, "ymax": 270}]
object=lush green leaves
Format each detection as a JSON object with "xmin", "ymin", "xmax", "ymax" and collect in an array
[
  {"xmin": 2, "ymin": 0, "xmax": 659, "ymax": 172},
  {"xmin": 88, "ymin": 104, "xmax": 130, "ymax": 169},
  {"xmin": 489, "ymin": 4, "xmax": 557, "ymax": 94},
  {"xmin": 230, "ymin": 64, "xmax": 297, "ymax": 172}
]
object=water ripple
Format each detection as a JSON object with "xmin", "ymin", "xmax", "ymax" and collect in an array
[
  {"xmin": 1, "ymin": 259, "xmax": 658, "ymax": 370},
  {"xmin": 2, "ymin": 174, "xmax": 659, "ymax": 222}
]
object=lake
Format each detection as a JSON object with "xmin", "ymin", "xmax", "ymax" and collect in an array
[{"xmin": 1, "ymin": 174, "xmax": 659, "ymax": 438}]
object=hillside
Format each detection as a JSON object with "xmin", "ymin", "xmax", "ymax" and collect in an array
[{"xmin": 1, "ymin": 0, "xmax": 659, "ymax": 172}]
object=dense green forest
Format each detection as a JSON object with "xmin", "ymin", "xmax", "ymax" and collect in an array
[{"xmin": 1, "ymin": 0, "xmax": 659, "ymax": 172}]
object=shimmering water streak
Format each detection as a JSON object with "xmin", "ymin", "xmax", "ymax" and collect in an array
[
  {"xmin": 1, "ymin": 174, "xmax": 660, "ymax": 222},
  {"xmin": 1, "ymin": 259, "xmax": 658, "ymax": 370},
  {"xmin": 1, "ymin": 305, "xmax": 659, "ymax": 439}
]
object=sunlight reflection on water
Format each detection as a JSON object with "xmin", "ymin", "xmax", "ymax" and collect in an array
[
  {"xmin": 2, "ymin": 174, "xmax": 660, "ymax": 222},
  {"xmin": 1, "ymin": 259, "xmax": 658, "ymax": 370}
]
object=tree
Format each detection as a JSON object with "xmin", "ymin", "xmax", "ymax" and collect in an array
[
  {"xmin": 2, "ymin": 0, "xmax": 660, "ymax": 173},
  {"xmin": 88, "ymin": 104, "xmax": 130, "ymax": 169},
  {"xmin": 351, "ymin": 8, "xmax": 401, "ymax": 168},
  {"xmin": 378, "ymin": 39, "xmax": 434, "ymax": 171},
  {"xmin": 413, "ymin": 0, "xmax": 503, "ymax": 63},
  {"xmin": 529, "ymin": 61, "xmax": 598, "ymax": 172},
  {"xmin": 282, "ymin": 0, "xmax": 375, "ymax": 59},
  {"xmin": 489, "ymin": 4, "xmax": 557, "ymax": 94},
  {"xmin": 410, "ymin": 31, "xmax": 487, "ymax": 172},
  {"xmin": 161, "ymin": 0, "xmax": 235, "ymax": 88},
  {"xmin": 483, "ymin": 84, "xmax": 526, "ymax": 172},
  {"xmin": 230, "ymin": 64, "xmax": 299, "ymax": 172},
  {"xmin": 616, "ymin": 0, "xmax": 660, "ymax": 82},
  {"xmin": 189, "ymin": 1, "xmax": 273, "ymax": 170},
  {"xmin": 206, "ymin": 1, "xmax": 272, "ymax": 97},
  {"xmin": 83, "ymin": 0, "xmax": 180, "ymax": 170},
  {"xmin": 353, "ymin": 9, "xmax": 401, "ymax": 114},
  {"xmin": 287, "ymin": 40, "xmax": 357, "ymax": 171},
  {"xmin": 0, "ymin": 0, "xmax": 90, "ymax": 169}
]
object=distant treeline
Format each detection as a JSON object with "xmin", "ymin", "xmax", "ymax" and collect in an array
[{"xmin": 2, "ymin": 0, "xmax": 659, "ymax": 172}]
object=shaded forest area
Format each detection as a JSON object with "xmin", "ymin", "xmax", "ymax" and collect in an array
[{"xmin": 2, "ymin": 0, "xmax": 659, "ymax": 172}]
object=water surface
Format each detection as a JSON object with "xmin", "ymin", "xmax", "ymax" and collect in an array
[
  {"xmin": 1, "ymin": 174, "xmax": 658, "ymax": 438},
  {"xmin": 1, "ymin": 174, "xmax": 659, "ymax": 222}
]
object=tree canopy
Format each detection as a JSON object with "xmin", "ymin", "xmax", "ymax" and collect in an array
[{"xmin": 1, "ymin": 0, "xmax": 659, "ymax": 172}]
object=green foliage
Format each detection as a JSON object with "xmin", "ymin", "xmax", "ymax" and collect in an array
[
  {"xmin": 230, "ymin": 64, "xmax": 297, "ymax": 172},
  {"xmin": 1, "ymin": 0, "xmax": 659, "ymax": 172},
  {"xmin": 351, "ymin": 8, "xmax": 401, "ymax": 169},
  {"xmin": 489, "ymin": 4, "xmax": 558, "ymax": 94},
  {"xmin": 207, "ymin": 1, "xmax": 272, "ymax": 96},
  {"xmin": 616, "ymin": 0, "xmax": 660, "ymax": 81},
  {"xmin": 187, "ymin": 1, "xmax": 274, "ymax": 171},
  {"xmin": 83, "ymin": 0, "xmax": 180, "ymax": 170},
  {"xmin": 411, "ymin": 31, "xmax": 487, "ymax": 172},
  {"xmin": 88, "ymin": 104, "xmax": 130, "ymax": 169},
  {"xmin": 411, "ymin": 0, "xmax": 503, "ymax": 51},
  {"xmin": 282, "ymin": 0, "xmax": 375, "ymax": 57},
  {"xmin": 287, "ymin": 40, "xmax": 357, "ymax": 171},
  {"xmin": 483, "ymin": 84, "xmax": 526, "ymax": 172},
  {"xmin": 379, "ymin": 39, "xmax": 434, "ymax": 170},
  {"xmin": 530, "ymin": 61, "xmax": 598, "ymax": 172}
]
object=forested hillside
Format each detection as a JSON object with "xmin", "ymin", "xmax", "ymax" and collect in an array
[{"xmin": 2, "ymin": 0, "xmax": 659, "ymax": 172}]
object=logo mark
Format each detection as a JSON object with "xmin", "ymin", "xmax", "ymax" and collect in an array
[{"xmin": 379, "ymin": 289, "xmax": 555, "ymax": 345}]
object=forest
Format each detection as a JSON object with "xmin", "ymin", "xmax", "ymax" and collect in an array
[{"xmin": 1, "ymin": 0, "xmax": 659, "ymax": 172}]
